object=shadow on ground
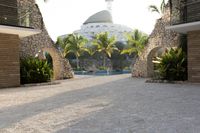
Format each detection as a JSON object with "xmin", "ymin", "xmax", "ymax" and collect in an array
[{"xmin": 0, "ymin": 75, "xmax": 200, "ymax": 133}]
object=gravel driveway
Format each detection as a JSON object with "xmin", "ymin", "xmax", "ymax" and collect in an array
[{"xmin": 0, "ymin": 74, "xmax": 200, "ymax": 133}]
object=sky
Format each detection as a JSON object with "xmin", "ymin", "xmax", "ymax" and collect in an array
[{"xmin": 36, "ymin": 0, "xmax": 162, "ymax": 41}]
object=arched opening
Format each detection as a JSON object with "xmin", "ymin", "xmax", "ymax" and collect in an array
[
  {"xmin": 147, "ymin": 47, "xmax": 166, "ymax": 78},
  {"xmin": 41, "ymin": 48, "xmax": 63, "ymax": 80},
  {"xmin": 44, "ymin": 52, "xmax": 53, "ymax": 70}
]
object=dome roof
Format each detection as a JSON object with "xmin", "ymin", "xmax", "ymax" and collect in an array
[{"xmin": 83, "ymin": 10, "xmax": 113, "ymax": 25}]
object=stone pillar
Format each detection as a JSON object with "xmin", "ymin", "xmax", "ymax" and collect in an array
[
  {"xmin": 0, "ymin": 33, "xmax": 20, "ymax": 88},
  {"xmin": 188, "ymin": 31, "xmax": 200, "ymax": 82}
]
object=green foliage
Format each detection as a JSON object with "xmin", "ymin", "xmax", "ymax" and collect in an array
[
  {"xmin": 55, "ymin": 37, "xmax": 65, "ymax": 49},
  {"xmin": 56, "ymin": 31, "xmax": 146, "ymax": 71},
  {"xmin": 98, "ymin": 66, "xmax": 108, "ymax": 70},
  {"xmin": 149, "ymin": 5, "xmax": 160, "ymax": 14},
  {"xmin": 123, "ymin": 66, "xmax": 131, "ymax": 71},
  {"xmin": 149, "ymin": 0, "xmax": 166, "ymax": 15},
  {"xmin": 45, "ymin": 52, "xmax": 53, "ymax": 69},
  {"xmin": 92, "ymin": 32, "xmax": 118, "ymax": 67},
  {"xmin": 121, "ymin": 29, "xmax": 148, "ymax": 56},
  {"xmin": 20, "ymin": 58, "xmax": 53, "ymax": 84},
  {"xmin": 111, "ymin": 42, "xmax": 127, "ymax": 71},
  {"xmin": 56, "ymin": 34, "xmax": 88, "ymax": 69},
  {"xmin": 153, "ymin": 48, "xmax": 187, "ymax": 81},
  {"xmin": 84, "ymin": 44, "xmax": 98, "ymax": 56},
  {"xmin": 93, "ymin": 32, "xmax": 118, "ymax": 58},
  {"xmin": 63, "ymin": 33, "xmax": 88, "ymax": 57}
]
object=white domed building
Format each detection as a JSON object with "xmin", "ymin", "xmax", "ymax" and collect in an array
[{"xmin": 73, "ymin": 10, "xmax": 133, "ymax": 43}]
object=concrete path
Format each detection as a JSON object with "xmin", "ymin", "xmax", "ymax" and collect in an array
[{"xmin": 0, "ymin": 74, "xmax": 200, "ymax": 133}]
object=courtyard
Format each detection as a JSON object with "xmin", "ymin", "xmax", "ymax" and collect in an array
[{"xmin": 0, "ymin": 74, "xmax": 200, "ymax": 133}]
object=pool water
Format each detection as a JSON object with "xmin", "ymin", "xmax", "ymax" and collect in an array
[{"xmin": 74, "ymin": 70, "xmax": 131, "ymax": 76}]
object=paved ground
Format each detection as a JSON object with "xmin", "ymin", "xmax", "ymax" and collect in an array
[{"xmin": 0, "ymin": 74, "xmax": 200, "ymax": 133}]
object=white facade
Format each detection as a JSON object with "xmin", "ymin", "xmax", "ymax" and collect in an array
[
  {"xmin": 74, "ymin": 23, "xmax": 133, "ymax": 42},
  {"xmin": 61, "ymin": 10, "xmax": 133, "ymax": 43}
]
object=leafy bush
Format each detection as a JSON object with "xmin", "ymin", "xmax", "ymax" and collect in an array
[
  {"xmin": 45, "ymin": 52, "xmax": 53, "ymax": 69},
  {"xmin": 20, "ymin": 58, "xmax": 53, "ymax": 84},
  {"xmin": 123, "ymin": 66, "xmax": 131, "ymax": 71},
  {"xmin": 98, "ymin": 66, "xmax": 108, "ymax": 70},
  {"xmin": 153, "ymin": 48, "xmax": 187, "ymax": 81}
]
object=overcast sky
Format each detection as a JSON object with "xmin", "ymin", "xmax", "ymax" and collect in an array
[{"xmin": 36, "ymin": 0, "xmax": 162, "ymax": 41}]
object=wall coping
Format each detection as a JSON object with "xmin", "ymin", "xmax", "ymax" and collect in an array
[{"xmin": 0, "ymin": 24, "xmax": 41, "ymax": 38}]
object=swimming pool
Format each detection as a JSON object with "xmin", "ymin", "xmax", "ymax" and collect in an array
[{"xmin": 74, "ymin": 70, "xmax": 131, "ymax": 76}]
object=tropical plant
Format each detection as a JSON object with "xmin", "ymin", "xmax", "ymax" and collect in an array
[
  {"xmin": 20, "ymin": 57, "xmax": 53, "ymax": 84},
  {"xmin": 111, "ymin": 42, "xmax": 127, "ymax": 71},
  {"xmin": 153, "ymin": 48, "xmax": 187, "ymax": 81},
  {"xmin": 121, "ymin": 29, "xmax": 148, "ymax": 56},
  {"xmin": 85, "ymin": 44, "xmax": 98, "ymax": 56},
  {"xmin": 92, "ymin": 32, "xmax": 118, "ymax": 67},
  {"xmin": 62, "ymin": 33, "xmax": 88, "ymax": 69},
  {"xmin": 148, "ymin": 0, "xmax": 167, "ymax": 15},
  {"xmin": 55, "ymin": 37, "xmax": 66, "ymax": 57},
  {"xmin": 45, "ymin": 52, "xmax": 53, "ymax": 69},
  {"xmin": 55, "ymin": 37, "xmax": 65, "ymax": 49}
]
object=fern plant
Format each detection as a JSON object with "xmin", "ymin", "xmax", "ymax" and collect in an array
[
  {"xmin": 153, "ymin": 48, "xmax": 187, "ymax": 81},
  {"xmin": 20, "ymin": 58, "xmax": 53, "ymax": 84}
]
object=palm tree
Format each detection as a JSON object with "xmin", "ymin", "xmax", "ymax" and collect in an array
[
  {"xmin": 55, "ymin": 37, "xmax": 66, "ymax": 57},
  {"xmin": 61, "ymin": 34, "xmax": 88, "ymax": 69},
  {"xmin": 121, "ymin": 29, "xmax": 148, "ymax": 57},
  {"xmin": 149, "ymin": 0, "xmax": 166, "ymax": 15},
  {"xmin": 85, "ymin": 45, "xmax": 98, "ymax": 56},
  {"xmin": 92, "ymin": 32, "xmax": 118, "ymax": 68}
]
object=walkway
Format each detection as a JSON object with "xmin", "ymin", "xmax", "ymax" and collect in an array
[{"xmin": 0, "ymin": 74, "xmax": 200, "ymax": 133}]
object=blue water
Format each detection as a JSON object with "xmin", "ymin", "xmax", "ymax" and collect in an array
[{"xmin": 74, "ymin": 70, "xmax": 131, "ymax": 76}]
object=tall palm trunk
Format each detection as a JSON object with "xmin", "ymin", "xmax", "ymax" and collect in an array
[
  {"xmin": 103, "ymin": 53, "xmax": 106, "ymax": 68},
  {"xmin": 76, "ymin": 55, "xmax": 80, "ymax": 69}
]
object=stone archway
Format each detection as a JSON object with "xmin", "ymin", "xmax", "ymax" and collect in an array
[
  {"xmin": 42, "ymin": 48, "xmax": 63, "ymax": 80},
  {"xmin": 18, "ymin": 0, "xmax": 74, "ymax": 80},
  {"xmin": 132, "ymin": 4, "xmax": 180, "ymax": 78},
  {"xmin": 147, "ymin": 47, "xmax": 165, "ymax": 77},
  {"xmin": 40, "ymin": 47, "xmax": 74, "ymax": 80}
]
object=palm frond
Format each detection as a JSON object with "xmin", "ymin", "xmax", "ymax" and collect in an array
[
  {"xmin": 160, "ymin": 0, "xmax": 166, "ymax": 14},
  {"xmin": 92, "ymin": 32, "xmax": 117, "ymax": 58},
  {"xmin": 56, "ymin": 33, "xmax": 88, "ymax": 57},
  {"xmin": 148, "ymin": 5, "xmax": 160, "ymax": 14},
  {"xmin": 122, "ymin": 30, "xmax": 148, "ymax": 56}
]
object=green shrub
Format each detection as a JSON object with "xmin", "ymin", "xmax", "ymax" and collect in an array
[
  {"xmin": 45, "ymin": 52, "xmax": 53, "ymax": 69},
  {"xmin": 123, "ymin": 66, "xmax": 131, "ymax": 71},
  {"xmin": 153, "ymin": 48, "xmax": 187, "ymax": 81},
  {"xmin": 20, "ymin": 58, "xmax": 53, "ymax": 84},
  {"xmin": 98, "ymin": 66, "xmax": 108, "ymax": 70}
]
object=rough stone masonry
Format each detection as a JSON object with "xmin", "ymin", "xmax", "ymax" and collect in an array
[{"xmin": 18, "ymin": 0, "xmax": 74, "ymax": 79}]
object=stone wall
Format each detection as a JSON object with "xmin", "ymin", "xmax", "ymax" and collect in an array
[
  {"xmin": 170, "ymin": 0, "xmax": 182, "ymax": 25},
  {"xmin": 0, "ymin": 33, "xmax": 20, "ymax": 88},
  {"xmin": 18, "ymin": 0, "xmax": 73, "ymax": 79},
  {"xmin": 132, "ymin": 5, "xmax": 180, "ymax": 77}
]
